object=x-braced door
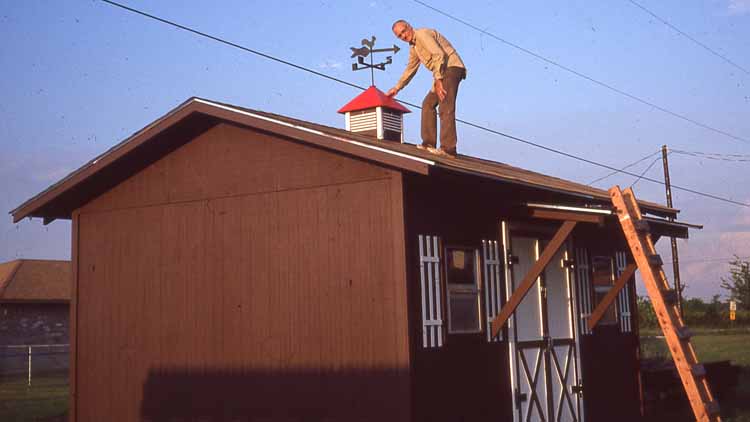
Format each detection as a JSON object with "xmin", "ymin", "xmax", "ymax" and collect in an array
[{"xmin": 503, "ymin": 223, "xmax": 584, "ymax": 422}]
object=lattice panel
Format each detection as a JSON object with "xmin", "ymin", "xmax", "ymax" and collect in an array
[
  {"xmin": 574, "ymin": 248, "xmax": 593, "ymax": 335},
  {"xmin": 419, "ymin": 235, "xmax": 444, "ymax": 348},
  {"xmin": 615, "ymin": 251, "xmax": 633, "ymax": 333},
  {"xmin": 483, "ymin": 239, "xmax": 503, "ymax": 342}
]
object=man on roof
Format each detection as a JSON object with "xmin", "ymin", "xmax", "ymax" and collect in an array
[{"xmin": 386, "ymin": 20, "xmax": 466, "ymax": 158}]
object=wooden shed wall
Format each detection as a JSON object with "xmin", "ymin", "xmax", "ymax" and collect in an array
[
  {"xmin": 402, "ymin": 170, "xmax": 642, "ymax": 422},
  {"xmin": 573, "ymin": 224, "xmax": 642, "ymax": 422},
  {"xmin": 73, "ymin": 123, "xmax": 411, "ymax": 421}
]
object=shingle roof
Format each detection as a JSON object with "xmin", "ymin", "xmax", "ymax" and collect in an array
[
  {"xmin": 11, "ymin": 97, "xmax": 679, "ymax": 223},
  {"xmin": 0, "ymin": 259, "xmax": 71, "ymax": 302}
]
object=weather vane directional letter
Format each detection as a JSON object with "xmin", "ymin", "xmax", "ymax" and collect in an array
[{"xmin": 349, "ymin": 35, "xmax": 400, "ymax": 86}]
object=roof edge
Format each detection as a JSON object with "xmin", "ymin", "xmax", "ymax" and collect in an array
[
  {"xmin": 11, "ymin": 97, "xmax": 432, "ymax": 222},
  {"xmin": 11, "ymin": 97, "xmax": 201, "ymax": 222}
]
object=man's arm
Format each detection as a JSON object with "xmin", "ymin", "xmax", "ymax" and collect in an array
[{"xmin": 387, "ymin": 47, "xmax": 420, "ymax": 97}]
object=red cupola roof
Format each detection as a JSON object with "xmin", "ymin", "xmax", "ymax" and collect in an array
[{"xmin": 338, "ymin": 86, "xmax": 411, "ymax": 114}]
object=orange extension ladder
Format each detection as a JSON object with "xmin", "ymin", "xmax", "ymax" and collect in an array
[{"xmin": 610, "ymin": 186, "xmax": 721, "ymax": 422}]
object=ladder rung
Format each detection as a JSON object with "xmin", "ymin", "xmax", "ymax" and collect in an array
[
  {"xmin": 663, "ymin": 289, "xmax": 679, "ymax": 306},
  {"xmin": 633, "ymin": 219, "xmax": 650, "ymax": 233},
  {"xmin": 705, "ymin": 400, "xmax": 721, "ymax": 416},
  {"xmin": 676, "ymin": 326, "xmax": 693, "ymax": 340},
  {"xmin": 691, "ymin": 364, "xmax": 706, "ymax": 377},
  {"xmin": 648, "ymin": 254, "xmax": 664, "ymax": 266}
]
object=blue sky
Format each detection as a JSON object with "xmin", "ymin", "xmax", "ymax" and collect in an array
[{"xmin": 1, "ymin": 0, "xmax": 748, "ymax": 298}]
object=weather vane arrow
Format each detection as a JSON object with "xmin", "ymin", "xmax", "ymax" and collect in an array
[{"xmin": 349, "ymin": 35, "xmax": 400, "ymax": 86}]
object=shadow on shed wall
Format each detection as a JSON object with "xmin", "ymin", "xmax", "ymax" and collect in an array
[{"xmin": 140, "ymin": 367, "xmax": 409, "ymax": 422}]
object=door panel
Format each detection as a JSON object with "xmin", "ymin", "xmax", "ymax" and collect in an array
[
  {"xmin": 506, "ymin": 229, "xmax": 583, "ymax": 422},
  {"xmin": 550, "ymin": 342, "xmax": 578, "ymax": 422},
  {"xmin": 513, "ymin": 238, "xmax": 544, "ymax": 343},
  {"xmin": 545, "ymin": 248, "xmax": 582, "ymax": 422},
  {"xmin": 510, "ymin": 236, "xmax": 548, "ymax": 422},
  {"xmin": 546, "ymin": 248, "xmax": 572, "ymax": 340}
]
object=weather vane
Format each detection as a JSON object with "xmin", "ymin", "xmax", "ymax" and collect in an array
[{"xmin": 349, "ymin": 35, "xmax": 400, "ymax": 86}]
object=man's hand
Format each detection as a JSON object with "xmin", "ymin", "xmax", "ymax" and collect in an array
[
  {"xmin": 386, "ymin": 87, "xmax": 399, "ymax": 97},
  {"xmin": 434, "ymin": 79, "xmax": 447, "ymax": 102}
]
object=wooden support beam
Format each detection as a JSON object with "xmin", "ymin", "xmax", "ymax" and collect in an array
[
  {"xmin": 529, "ymin": 208, "xmax": 605, "ymax": 225},
  {"xmin": 588, "ymin": 263, "xmax": 637, "ymax": 330},
  {"xmin": 490, "ymin": 220, "xmax": 577, "ymax": 338}
]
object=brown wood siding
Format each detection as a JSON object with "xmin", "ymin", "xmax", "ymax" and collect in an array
[
  {"xmin": 70, "ymin": 211, "xmax": 79, "ymax": 422},
  {"xmin": 403, "ymin": 171, "xmax": 516, "ymax": 422},
  {"xmin": 573, "ymin": 223, "xmax": 642, "ymax": 422},
  {"xmin": 81, "ymin": 123, "xmax": 394, "ymax": 213},
  {"xmin": 74, "ymin": 123, "xmax": 410, "ymax": 421},
  {"xmin": 403, "ymin": 169, "xmax": 642, "ymax": 421}
]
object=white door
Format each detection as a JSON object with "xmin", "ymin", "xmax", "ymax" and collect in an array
[{"xmin": 503, "ymin": 223, "xmax": 584, "ymax": 422}]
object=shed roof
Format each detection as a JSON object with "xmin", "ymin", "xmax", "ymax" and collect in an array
[
  {"xmin": 0, "ymin": 259, "xmax": 71, "ymax": 303},
  {"xmin": 11, "ymin": 97, "xmax": 679, "ymax": 223}
]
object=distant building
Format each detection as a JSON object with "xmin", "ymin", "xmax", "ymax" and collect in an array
[{"xmin": 0, "ymin": 259, "xmax": 70, "ymax": 346}]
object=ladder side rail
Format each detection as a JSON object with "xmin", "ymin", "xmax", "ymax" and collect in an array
[{"xmin": 610, "ymin": 186, "xmax": 719, "ymax": 422}]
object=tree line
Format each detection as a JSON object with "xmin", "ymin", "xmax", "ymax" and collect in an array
[{"xmin": 638, "ymin": 256, "xmax": 750, "ymax": 329}]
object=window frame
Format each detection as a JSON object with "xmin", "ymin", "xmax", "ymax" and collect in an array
[
  {"xmin": 590, "ymin": 254, "xmax": 619, "ymax": 326},
  {"xmin": 444, "ymin": 245, "xmax": 483, "ymax": 334}
]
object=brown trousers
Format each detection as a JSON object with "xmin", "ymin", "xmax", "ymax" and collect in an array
[{"xmin": 421, "ymin": 66, "xmax": 466, "ymax": 152}]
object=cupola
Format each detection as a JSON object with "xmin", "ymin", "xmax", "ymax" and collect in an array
[{"xmin": 338, "ymin": 86, "xmax": 410, "ymax": 142}]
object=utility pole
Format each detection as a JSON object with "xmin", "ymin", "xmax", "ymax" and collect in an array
[{"xmin": 662, "ymin": 145, "xmax": 683, "ymax": 316}]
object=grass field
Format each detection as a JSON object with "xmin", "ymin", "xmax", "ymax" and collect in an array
[
  {"xmin": 641, "ymin": 327, "xmax": 750, "ymax": 421},
  {"xmin": 0, "ymin": 375, "xmax": 68, "ymax": 422}
]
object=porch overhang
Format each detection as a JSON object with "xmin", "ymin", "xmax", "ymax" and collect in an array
[{"xmin": 490, "ymin": 200, "xmax": 701, "ymax": 335}]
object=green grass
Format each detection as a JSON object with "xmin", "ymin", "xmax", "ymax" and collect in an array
[
  {"xmin": 0, "ymin": 375, "xmax": 68, "ymax": 422},
  {"xmin": 641, "ymin": 328, "xmax": 750, "ymax": 421}
]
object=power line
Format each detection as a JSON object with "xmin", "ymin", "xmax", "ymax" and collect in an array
[
  {"xmin": 627, "ymin": 0, "xmax": 750, "ymax": 77},
  {"xmin": 671, "ymin": 149, "xmax": 750, "ymax": 162},
  {"xmin": 629, "ymin": 155, "xmax": 662, "ymax": 188},
  {"xmin": 588, "ymin": 149, "xmax": 660, "ymax": 185},
  {"xmin": 668, "ymin": 256, "xmax": 750, "ymax": 265},
  {"xmin": 411, "ymin": 0, "xmax": 750, "ymax": 145},
  {"xmin": 99, "ymin": 0, "xmax": 750, "ymax": 208},
  {"xmin": 100, "ymin": 0, "xmax": 368, "ymax": 93},
  {"xmin": 452, "ymin": 123, "xmax": 750, "ymax": 208}
]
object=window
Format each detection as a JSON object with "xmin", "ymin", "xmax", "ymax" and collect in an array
[
  {"xmin": 446, "ymin": 247, "xmax": 482, "ymax": 333},
  {"xmin": 591, "ymin": 255, "xmax": 617, "ymax": 325}
]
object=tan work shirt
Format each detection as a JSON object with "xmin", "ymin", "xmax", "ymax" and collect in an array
[{"xmin": 393, "ymin": 28, "xmax": 466, "ymax": 91}]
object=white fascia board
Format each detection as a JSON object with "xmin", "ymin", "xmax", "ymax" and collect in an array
[{"xmin": 194, "ymin": 99, "xmax": 435, "ymax": 166}]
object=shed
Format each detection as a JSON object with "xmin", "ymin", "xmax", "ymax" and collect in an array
[
  {"xmin": 12, "ymin": 96, "xmax": 695, "ymax": 422},
  {"xmin": 0, "ymin": 259, "xmax": 71, "ymax": 346}
]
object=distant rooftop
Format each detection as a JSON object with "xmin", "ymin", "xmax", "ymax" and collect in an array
[{"xmin": 0, "ymin": 259, "xmax": 71, "ymax": 303}]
